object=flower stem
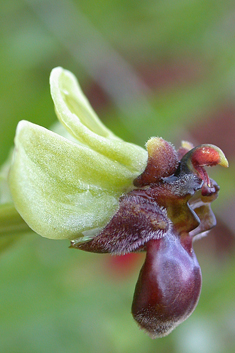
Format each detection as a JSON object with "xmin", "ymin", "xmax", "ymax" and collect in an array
[{"xmin": 0, "ymin": 203, "xmax": 31, "ymax": 236}]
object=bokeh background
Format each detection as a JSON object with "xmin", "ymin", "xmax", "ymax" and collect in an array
[{"xmin": 1, "ymin": 0, "xmax": 235, "ymax": 352}]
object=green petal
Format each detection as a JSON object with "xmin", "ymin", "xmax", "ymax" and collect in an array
[
  {"xmin": 8, "ymin": 121, "xmax": 145, "ymax": 240},
  {"xmin": 50, "ymin": 67, "xmax": 147, "ymax": 172}
]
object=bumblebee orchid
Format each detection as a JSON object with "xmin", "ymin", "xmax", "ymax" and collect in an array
[{"xmin": 7, "ymin": 67, "xmax": 228, "ymax": 338}]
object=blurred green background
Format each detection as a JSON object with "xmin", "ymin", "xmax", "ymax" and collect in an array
[{"xmin": 1, "ymin": 0, "xmax": 235, "ymax": 352}]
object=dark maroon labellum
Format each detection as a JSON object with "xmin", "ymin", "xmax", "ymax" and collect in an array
[{"xmin": 132, "ymin": 235, "xmax": 201, "ymax": 338}]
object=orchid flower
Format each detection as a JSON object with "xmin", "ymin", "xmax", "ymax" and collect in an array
[{"xmin": 4, "ymin": 67, "xmax": 229, "ymax": 338}]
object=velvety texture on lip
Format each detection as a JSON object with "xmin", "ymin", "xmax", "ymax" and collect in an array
[{"xmin": 132, "ymin": 236, "xmax": 202, "ymax": 338}]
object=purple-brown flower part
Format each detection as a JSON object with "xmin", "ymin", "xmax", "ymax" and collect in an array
[
  {"xmin": 134, "ymin": 137, "xmax": 179, "ymax": 187},
  {"xmin": 132, "ymin": 235, "xmax": 201, "ymax": 338},
  {"xmin": 72, "ymin": 138, "xmax": 228, "ymax": 338}
]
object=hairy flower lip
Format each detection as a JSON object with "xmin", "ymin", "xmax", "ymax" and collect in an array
[{"xmin": 131, "ymin": 235, "xmax": 202, "ymax": 338}]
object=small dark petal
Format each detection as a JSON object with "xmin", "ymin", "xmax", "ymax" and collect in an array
[
  {"xmin": 75, "ymin": 191, "xmax": 171, "ymax": 254},
  {"xmin": 134, "ymin": 138, "xmax": 179, "ymax": 187},
  {"xmin": 132, "ymin": 235, "xmax": 202, "ymax": 338}
]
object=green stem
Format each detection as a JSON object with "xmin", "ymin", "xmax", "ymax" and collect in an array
[{"xmin": 0, "ymin": 203, "xmax": 31, "ymax": 236}]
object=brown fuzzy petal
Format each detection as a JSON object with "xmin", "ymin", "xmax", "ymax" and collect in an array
[
  {"xmin": 134, "ymin": 137, "xmax": 179, "ymax": 187},
  {"xmin": 72, "ymin": 191, "xmax": 171, "ymax": 254}
]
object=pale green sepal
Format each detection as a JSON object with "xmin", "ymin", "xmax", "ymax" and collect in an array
[
  {"xmin": 8, "ymin": 121, "xmax": 144, "ymax": 240},
  {"xmin": 50, "ymin": 67, "xmax": 147, "ymax": 172}
]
